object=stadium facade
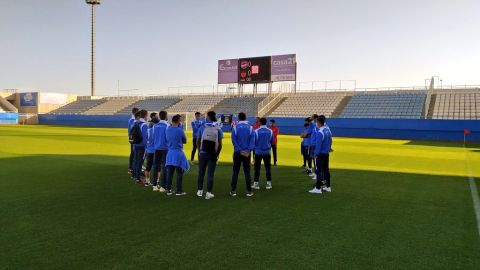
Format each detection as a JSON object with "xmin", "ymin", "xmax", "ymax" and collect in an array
[{"xmin": 1, "ymin": 86, "xmax": 479, "ymax": 141}]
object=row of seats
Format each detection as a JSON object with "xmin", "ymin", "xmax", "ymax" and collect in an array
[
  {"xmin": 46, "ymin": 91, "xmax": 480, "ymax": 120},
  {"xmin": 431, "ymin": 93, "xmax": 480, "ymax": 120},
  {"xmin": 270, "ymin": 93, "xmax": 345, "ymax": 118},
  {"xmin": 211, "ymin": 96, "xmax": 265, "ymax": 116},
  {"xmin": 339, "ymin": 92, "xmax": 426, "ymax": 119},
  {"xmin": 117, "ymin": 98, "xmax": 180, "ymax": 114},
  {"xmin": 167, "ymin": 96, "xmax": 225, "ymax": 113},
  {"xmin": 83, "ymin": 98, "xmax": 141, "ymax": 115},
  {"xmin": 49, "ymin": 99, "xmax": 106, "ymax": 114}
]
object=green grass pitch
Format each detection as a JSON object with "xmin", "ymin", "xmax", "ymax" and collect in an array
[{"xmin": 1, "ymin": 125, "xmax": 479, "ymax": 269}]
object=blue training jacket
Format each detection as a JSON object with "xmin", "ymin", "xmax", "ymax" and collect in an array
[
  {"xmin": 307, "ymin": 121, "xmax": 316, "ymax": 146},
  {"xmin": 301, "ymin": 127, "xmax": 309, "ymax": 146},
  {"xmin": 133, "ymin": 119, "xmax": 149, "ymax": 149},
  {"xmin": 146, "ymin": 123, "xmax": 155, "ymax": 154},
  {"xmin": 254, "ymin": 126, "xmax": 273, "ymax": 155},
  {"xmin": 231, "ymin": 121, "xmax": 255, "ymax": 153},
  {"xmin": 314, "ymin": 126, "xmax": 333, "ymax": 155},
  {"xmin": 152, "ymin": 120, "xmax": 170, "ymax": 151},
  {"xmin": 191, "ymin": 119, "xmax": 203, "ymax": 139},
  {"xmin": 128, "ymin": 116, "xmax": 135, "ymax": 136}
]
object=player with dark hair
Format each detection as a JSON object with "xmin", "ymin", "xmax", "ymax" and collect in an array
[
  {"xmin": 230, "ymin": 112, "xmax": 255, "ymax": 197},
  {"xmin": 150, "ymin": 110, "xmax": 169, "ymax": 192},
  {"xmin": 144, "ymin": 112, "xmax": 159, "ymax": 186},
  {"xmin": 165, "ymin": 114, "xmax": 190, "ymax": 195},
  {"xmin": 132, "ymin": 109, "xmax": 149, "ymax": 184},
  {"xmin": 301, "ymin": 118, "xmax": 311, "ymax": 169},
  {"xmin": 253, "ymin": 117, "xmax": 273, "ymax": 190},
  {"xmin": 196, "ymin": 111, "xmax": 223, "ymax": 199},
  {"xmin": 309, "ymin": 116, "xmax": 333, "ymax": 194},
  {"xmin": 128, "ymin": 107, "xmax": 140, "ymax": 175},
  {"xmin": 269, "ymin": 119, "xmax": 279, "ymax": 166},
  {"xmin": 190, "ymin": 112, "xmax": 203, "ymax": 161},
  {"xmin": 301, "ymin": 114, "xmax": 319, "ymax": 178}
]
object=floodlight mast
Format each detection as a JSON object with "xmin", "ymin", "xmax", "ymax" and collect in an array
[{"xmin": 86, "ymin": 0, "xmax": 101, "ymax": 96}]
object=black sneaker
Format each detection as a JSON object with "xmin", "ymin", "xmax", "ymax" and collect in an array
[
  {"xmin": 167, "ymin": 190, "xmax": 173, "ymax": 196},
  {"xmin": 246, "ymin": 192, "xmax": 254, "ymax": 197},
  {"xmin": 229, "ymin": 191, "xmax": 237, "ymax": 197}
]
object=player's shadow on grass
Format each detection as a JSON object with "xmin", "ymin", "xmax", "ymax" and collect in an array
[
  {"xmin": 403, "ymin": 140, "xmax": 480, "ymax": 149},
  {"xmin": 1, "ymin": 153, "xmax": 473, "ymax": 199},
  {"xmin": 2, "ymin": 154, "xmax": 479, "ymax": 269}
]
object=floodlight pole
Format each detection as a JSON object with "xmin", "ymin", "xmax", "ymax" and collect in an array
[{"xmin": 86, "ymin": 0, "xmax": 101, "ymax": 96}]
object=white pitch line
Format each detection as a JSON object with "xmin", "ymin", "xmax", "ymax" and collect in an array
[
  {"xmin": 464, "ymin": 147, "xmax": 480, "ymax": 239},
  {"xmin": 468, "ymin": 176, "xmax": 480, "ymax": 238}
]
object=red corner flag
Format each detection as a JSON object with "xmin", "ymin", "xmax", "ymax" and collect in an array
[{"xmin": 464, "ymin": 129, "xmax": 471, "ymax": 135}]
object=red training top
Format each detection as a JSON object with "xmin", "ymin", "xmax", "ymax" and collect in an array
[
  {"xmin": 253, "ymin": 123, "xmax": 260, "ymax": 130},
  {"xmin": 270, "ymin": 126, "xmax": 279, "ymax": 145}
]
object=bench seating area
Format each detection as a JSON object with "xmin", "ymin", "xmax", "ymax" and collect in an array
[
  {"xmin": 211, "ymin": 96, "xmax": 265, "ymax": 116},
  {"xmin": 339, "ymin": 92, "xmax": 426, "ymax": 119},
  {"xmin": 270, "ymin": 93, "xmax": 345, "ymax": 118},
  {"xmin": 83, "ymin": 98, "xmax": 141, "ymax": 115},
  {"xmin": 49, "ymin": 99, "xmax": 106, "ymax": 114},
  {"xmin": 432, "ymin": 92, "xmax": 480, "ymax": 120},
  {"xmin": 166, "ymin": 96, "xmax": 225, "ymax": 113},
  {"xmin": 116, "ymin": 97, "xmax": 180, "ymax": 115}
]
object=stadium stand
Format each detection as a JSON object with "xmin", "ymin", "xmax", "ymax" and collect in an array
[
  {"xmin": 339, "ymin": 91, "xmax": 426, "ymax": 119},
  {"xmin": 49, "ymin": 99, "xmax": 106, "ymax": 114},
  {"xmin": 166, "ymin": 96, "xmax": 225, "ymax": 113},
  {"xmin": 211, "ymin": 96, "xmax": 266, "ymax": 116},
  {"xmin": 83, "ymin": 97, "xmax": 140, "ymax": 115},
  {"xmin": 117, "ymin": 97, "xmax": 180, "ymax": 114},
  {"xmin": 0, "ymin": 96, "xmax": 18, "ymax": 112},
  {"xmin": 431, "ymin": 91, "xmax": 480, "ymax": 120},
  {"xmin": 269, "ymin": 92, "xmax": 349, "ymax": 118}
]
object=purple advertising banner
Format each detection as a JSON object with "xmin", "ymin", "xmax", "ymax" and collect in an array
[
  {"xmin": 271, "ymin": 54, "xmax": 296, "ymax": 82},
  {"xmin": 218, "ymin": 59, "xmax": 239, "ymax": 84}
]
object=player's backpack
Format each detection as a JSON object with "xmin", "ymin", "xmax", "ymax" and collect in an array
[
  {"xmin": 201, "ymin": 124, "xmax": 220, "ymax": 154},
  {"xmin": 129, "ymin": 122, "xmax": 143, "ymax": 144}
]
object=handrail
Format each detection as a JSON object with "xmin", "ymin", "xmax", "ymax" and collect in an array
[
  {"xmin": 257, "ymin": 92, "xmax": 285, "ymax": 117},
  {"xmin": 423, "ymin": 79, "xmax": 434, "ymax": 119}
]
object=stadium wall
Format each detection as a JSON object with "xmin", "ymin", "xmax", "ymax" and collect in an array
[
  {"xmin": 0, "ymin": 112, "xmax": 19, "ymax": 124},
  {"xmin": 38, "ymin": 114, "xmax": 480, "ymax": 142}
]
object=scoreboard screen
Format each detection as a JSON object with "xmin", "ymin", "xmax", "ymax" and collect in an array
[{"xmin": 238, "ymin": 56, "xmax": 271, "ymax": 84}]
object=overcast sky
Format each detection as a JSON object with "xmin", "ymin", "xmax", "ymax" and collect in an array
[{"xmin": 1, "ymin": 0, "xmax": 479, "ymax": 95}]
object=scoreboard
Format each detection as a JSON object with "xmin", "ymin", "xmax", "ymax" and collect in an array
[{"xmin": 238, "ymin": 56, "xmax": 272, "ymax": 84}]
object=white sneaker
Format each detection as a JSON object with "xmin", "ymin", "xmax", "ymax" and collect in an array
[
  {"xmin": 251, "ymin": 182, "xmax": 260, "ymax": 190},
  {"xmin": 205, "ymin": 192, "xmax": 215, "ymax": 200},
  {"xmin": 308, "ymin": 188, "xmax": 322, "ymax": 194},
  {"xmin": 246, "ymin": 192, "xmax": 254, "ymax": 197},
  {"xmin": 152, "ymin": 186, "xmax": 160, "ymax": 192},
  {"xmin": 324, "ymin": 187, "xmax": 331, "ymax": 193},
  {"xmin": 311, "ymin": 175, "xmax": 317, "ymax": 180},
  {"xmin": 196, "ymin": 190, "xmax": 203, "ymax": 197},
  {"xmin": 176, "ymin": 192, "xmax": 187, "ymax": 196},
  {"xmin": 266, "ymin": 181, "xmax": 272, "ymax": 190},
  {"xmin": 229, "ymin": 191, "xmax": 237, "ymax": 197},
  {"xmin": 308, "ymin": 173, "xmax": 316, "ymax": 177},
  {"xmin": 159, "ymin": 187, "xmax": 166, "ymax": 193}
]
